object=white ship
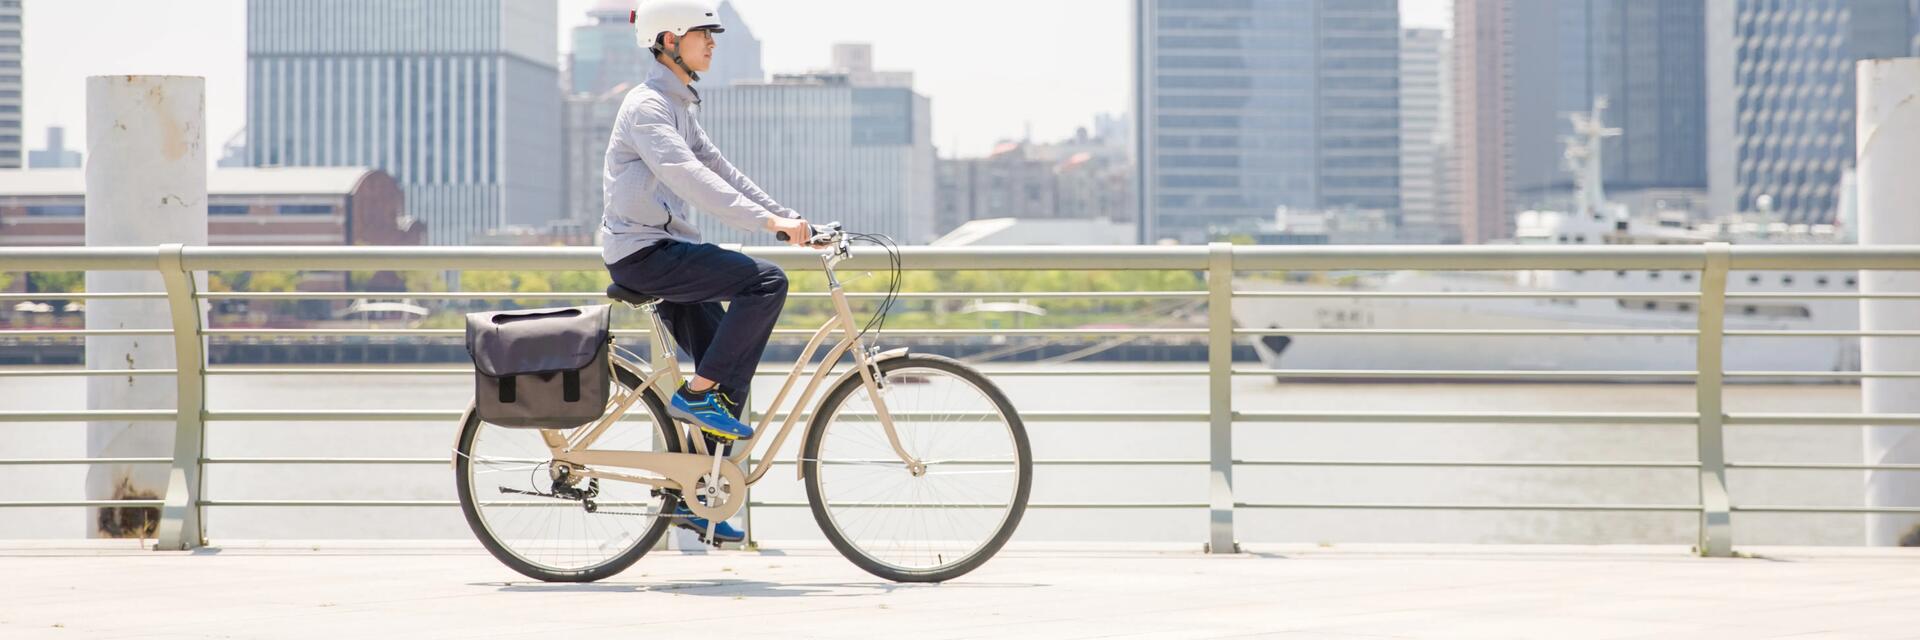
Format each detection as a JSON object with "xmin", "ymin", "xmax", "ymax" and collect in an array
[{"xmin": 1235, "ymin": 100, "xmax": 1860, "ymax": 380}]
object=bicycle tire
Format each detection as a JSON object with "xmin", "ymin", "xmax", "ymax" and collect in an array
[
  {"xmin": 455, "ymin": 367, "xmax": 680, "ymax": 583},
  {"xmin": 801, "ymin": 354, "xmax": 1032, "ymax": 583}
]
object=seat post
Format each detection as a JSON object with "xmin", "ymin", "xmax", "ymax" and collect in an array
[{"xmin": 643, "ymin": 302, "xmax": 683, "ymax": 390}]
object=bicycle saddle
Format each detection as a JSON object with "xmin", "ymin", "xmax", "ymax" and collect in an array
[{"xmin": 605, "ymin": 283, "xmax": 661, "ymax": 307}]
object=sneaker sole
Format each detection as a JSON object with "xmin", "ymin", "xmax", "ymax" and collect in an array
[{"xmin": 673, "ymin": 523, "xmax": 745, "ymax": 544}]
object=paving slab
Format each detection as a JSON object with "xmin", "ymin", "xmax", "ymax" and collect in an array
[{"xmin": 1, "ymin": 542, "xmax": 1917, "ymax": 639}]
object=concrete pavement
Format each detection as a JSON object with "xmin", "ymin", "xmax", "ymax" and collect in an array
[{"xmin": 3, "ymin": 542, "xmax": 1918, "ymax": 639}]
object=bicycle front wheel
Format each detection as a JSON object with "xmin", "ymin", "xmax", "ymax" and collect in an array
[{"xmin": 802, "ymin": 354, "xmax": 1031, "ymax": 583}]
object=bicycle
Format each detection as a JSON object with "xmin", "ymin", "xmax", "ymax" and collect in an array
[{"xmin": 453, "ymin": 223, "xmax": 1032, "ymax": 583}]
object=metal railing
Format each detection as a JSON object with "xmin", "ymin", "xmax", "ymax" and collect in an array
[{"xmin": 3, "ymin": 242, "xmax": 1919, "ymax": 555}]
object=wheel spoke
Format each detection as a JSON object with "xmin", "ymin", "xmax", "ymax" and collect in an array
[
  {"xmin": 457, "ymin": 377, "xmax": 676, "ymax": 580},
  {"xmin": 808, "ymin": 360, "xmax": 1028, "ymax": 581}
]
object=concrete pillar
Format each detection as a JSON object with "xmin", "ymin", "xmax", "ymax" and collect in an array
[
  {"xmin": 1856, "ymin": 59, "xmax": 1920, "ymax": 546},
  {"xmin": 84, "ymin": 76, "xmax": 207, "ymax": 538}
]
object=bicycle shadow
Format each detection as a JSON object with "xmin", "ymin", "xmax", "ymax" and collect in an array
[{"xmin": 478, "ymin": 578, "xmax": 1048, "ymax": 599}]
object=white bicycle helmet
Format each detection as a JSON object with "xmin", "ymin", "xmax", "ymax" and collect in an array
[{"xmin": 631, "ymin": 0, "xmax": 725, "ymax": 80}]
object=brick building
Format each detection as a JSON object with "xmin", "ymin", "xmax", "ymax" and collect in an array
[{"xmin": 0, "ymin": 167, "xmax": 421, "ymax": 247}]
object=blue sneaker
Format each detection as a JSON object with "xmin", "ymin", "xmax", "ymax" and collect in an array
[
  {"xmin": 672, "ymin": 502, "xmax": 745, "ymax": 544},
  {"xmin": 668, "ymin": 384, "xmax": 754, "ymax": 441}
]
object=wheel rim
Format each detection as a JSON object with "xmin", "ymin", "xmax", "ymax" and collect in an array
[
  {"xmin": 462, "ymin": 385, "xmax": 672, "ymax": 575},
  {"xmin": 812, "ymin": 365, "xmax": 1024, "ymax": 575}
]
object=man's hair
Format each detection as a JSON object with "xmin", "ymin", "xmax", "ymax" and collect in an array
[{"xmin": 651, "ymin": 28, "xmax": 711, "ymax": 57}]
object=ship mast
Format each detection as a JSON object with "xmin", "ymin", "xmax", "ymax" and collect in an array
[{"xmin": 1563, "ymin": 97, "xmax": 1623, "ymax": 221}]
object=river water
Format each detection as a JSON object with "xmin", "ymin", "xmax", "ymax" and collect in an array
[{"xmin": 0, "ymin": 364, "xmax": 1874, "ymax": 546}]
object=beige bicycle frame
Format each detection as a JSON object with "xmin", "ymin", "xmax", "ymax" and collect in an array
[{"xmin": 515, "ymin": 249, "xmax": 921, "ymax": 521}]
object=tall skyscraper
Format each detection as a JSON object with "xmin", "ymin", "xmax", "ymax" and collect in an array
[
  {"xmin": 1707, "ymin": 0, "xmax": 1915, "ymax": 223},
  {"xmin": 692, "ymin": 47, "xmax": 936, "ymax": 245},
  {"xmin": 570, "ymin": 0, "xmax": 762, "ymax": 95},
  {"xmin": 246, "ymin": 0, "xmax": 561, "ymax": 245},
  {"xmin": 1453, "ymin": 0, "xmax": 1508, "ymax": 244},
  {"xmin": 1135, "ymin": 0, "xmax": 1402, "ymax": 245},
  {"xmin": 0, "ymin": 0, "xmax": 21, "ymax": 170},
  {"xmin": 1400, "ymin": 28, "xmax": 1452, "ymax": 243},
  {"xmin": 1454, "ymin": 0, "xmax": 1708, "ymax": 244},
  {"xmin": 28, "ymin": 126, "xmax": 81, "ymax": 169}
]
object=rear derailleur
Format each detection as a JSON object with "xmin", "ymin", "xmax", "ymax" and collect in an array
[{"xmin": 497, "ymin": 466, "xmax": 602, "ymax": 512}]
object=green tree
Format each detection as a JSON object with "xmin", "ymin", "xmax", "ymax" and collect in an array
[
  {"xmin": 511, "ymin": 272, "xmax": 554, "ymax": 308},
  {"xmin": 401, "ymin": 270, "xmax": 449, "ymax": 293},
  {"xmin": 246, "ymin": 272, "xmax": 299, "ymax": 293},
  {"xmin": 548, "ymin": 270, "xmax": 611, "ymax": 298},
  {"xmin": 28, "ymin": 271, "xmax": 84, "ymax": 293}
]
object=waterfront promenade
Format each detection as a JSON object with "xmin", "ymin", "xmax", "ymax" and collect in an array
[{"xmin": 4, "ymin": 542, "xmax": 1919, "ymax": 639}]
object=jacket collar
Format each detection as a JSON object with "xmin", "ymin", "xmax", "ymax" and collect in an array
[{"xmin": 644, "ymin": 57, "xmax": 701, "ymax": 105}]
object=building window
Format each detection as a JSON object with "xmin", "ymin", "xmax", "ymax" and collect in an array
[
  {"xmin": 278, "ymin": 204, "xmax": 335, "ymax": 215},
  {"xmin": 210, "ymin": 205, "xmax": 251, "ymax": 216},
  {"xmin": 26, "ymin": 205, "xmax": 85, "ymax": 217}
]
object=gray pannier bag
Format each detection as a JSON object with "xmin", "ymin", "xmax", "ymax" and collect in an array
[{"xmin": 465, "ymin": 305, "xmax": 613, "ymax": 429}]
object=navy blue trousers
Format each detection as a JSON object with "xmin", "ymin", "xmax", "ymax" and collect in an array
[{"xmin": 606, "ymin": 241, "xmax": 789, "ymax": 416}]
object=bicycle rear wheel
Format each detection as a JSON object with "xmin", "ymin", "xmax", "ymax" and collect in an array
[
  {"xmin": 454, "ymin": 367, "xmax": 680, "ymax": 582},
  {"xmin": 802, "ymin": 354, "xmax": 1031, "ymax": 582}
]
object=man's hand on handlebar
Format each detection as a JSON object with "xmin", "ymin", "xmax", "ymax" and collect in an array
[
  {"xmin": 770, "ymin": 217, "xmax": 844, "ymax": 249},
  {"xmin": 766, "ymin": 216, "xmax": 817, "ymax": 247}
]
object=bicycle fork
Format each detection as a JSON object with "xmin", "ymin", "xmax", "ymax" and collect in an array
[{"xmin": 828, "ymin": 285, "xmax": 926, "ymax": 476}]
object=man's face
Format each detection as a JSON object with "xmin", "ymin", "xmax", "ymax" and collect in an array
[{"xmin": 667, "ymin": 29, "xmax": 716, "ymax": 73}]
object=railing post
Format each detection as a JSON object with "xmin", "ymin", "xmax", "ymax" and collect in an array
[
  {"xmin": 1205, "ymin": 242, "xmax": 1238, "ymax": 553},
  {"xmin": 155, "ymin": 244, "xmax": 207, "ymax": 550},
  {"xmin": 1695, "ymin": 242, "xmax": 1733, "ymax": 557}
]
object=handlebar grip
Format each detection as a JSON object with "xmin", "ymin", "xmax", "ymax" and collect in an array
[{"xmin": 776, "ymin": 231, "xmax": 792, "ymax": 242}]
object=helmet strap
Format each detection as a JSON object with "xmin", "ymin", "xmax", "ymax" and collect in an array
[{"xmin": 665, "ymin": 33, "xmax": 702, "ymax": 83}]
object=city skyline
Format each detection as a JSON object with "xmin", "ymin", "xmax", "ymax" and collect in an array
[
  {"xmin": 1136, "ymin": 0, "xmax": 1405, "ymax": 244},
  {"xmin": 18, "ymin": 0, "xmax": 1451, "ymax": 167},
  {"xmin": 246, "ymin": 0, "xmax": 562, "ymax": 245}
]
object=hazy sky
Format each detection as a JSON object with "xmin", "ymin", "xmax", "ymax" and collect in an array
[{"xmin": 23, "ymin": 0, "xmax": 1450, "ymax": 165}]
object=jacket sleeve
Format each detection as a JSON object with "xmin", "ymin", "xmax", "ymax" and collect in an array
[
  {"xmin": 690, "ymin": 119, "xmax": 799, "ymax": 219},
  {"xmin": 620, "ymin": 98, "xmax": 776, "ymax": 233}
]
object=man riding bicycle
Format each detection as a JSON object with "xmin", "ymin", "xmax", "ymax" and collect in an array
[{"xmin": 601, "ymin": 0, "xmax": 815, "ymax": 544}]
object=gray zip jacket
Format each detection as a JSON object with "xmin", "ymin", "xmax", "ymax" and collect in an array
[{"xmin": 600, "ymin": 57, "xmax": 798, "ymax": 264}]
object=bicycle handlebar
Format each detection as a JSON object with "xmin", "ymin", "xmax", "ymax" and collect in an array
[{"xmin": 776, "ymin": 221, "xmax": 844, "ymax": 246}]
